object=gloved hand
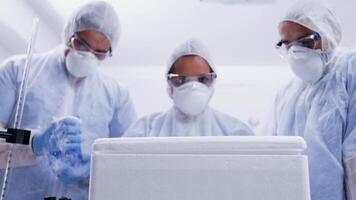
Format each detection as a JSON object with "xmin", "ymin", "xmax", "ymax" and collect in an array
[
  {"xmin": 32, "ymin": 116, "xmax": 92, "ymax": 184},
  {"xmin": 50, "ymin": 144, "xmax": 91, "ymax": 184},
  {"xmin": 46, "ymin": 117, "xmax": 92, "ymax": 184},
  {"xmin": 32, "ymin": 116, "xmax": 82, "ymax": 156},
  {"xmin": 49, "ymin": 133, "xmax": 91, "ymax": 184}
]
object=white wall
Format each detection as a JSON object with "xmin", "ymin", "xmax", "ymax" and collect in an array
[{"xmin": 0, "ymin": 0, "xmax": 62, "ymax": 60}]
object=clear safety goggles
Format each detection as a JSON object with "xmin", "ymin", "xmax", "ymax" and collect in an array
[
  {"xmin": 167, "ymin": 72, "xmax": 217, "ymax": 88},
  {"xmin": 70, "ymin": 33, "xmax": 112, "ymax": 60},
  {"xmin": 275, "ymin": 32, "xmax": 321, "ymax": 58}
]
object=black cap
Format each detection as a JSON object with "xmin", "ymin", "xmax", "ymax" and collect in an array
[
  {"xmin": 44, "ymin": 197, "xmax": 56, "ymax": 200},
  {"xmin": 59, "ymin": 197, "xmax": 71, "ymax": 200}
]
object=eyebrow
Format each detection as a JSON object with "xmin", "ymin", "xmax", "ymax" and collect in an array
[
  {"xmin": 280, "ymin": 39, "xmax": 288, "ymax": 44},
  {"xmin": 280, "ymin": 33, "xmax": 314, "ymax": 44}
]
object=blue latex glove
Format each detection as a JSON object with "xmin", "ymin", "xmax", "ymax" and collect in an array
[
  {"xmin": 51, "ymin": 145, "xmax": 91, "ymax": 184},
  {"xmin": 45, "ymin": 118, "xmax": 92, "ymax": 184},
  {"xmin": 32, "ymin": 116, "xmax": 92, "ymax": 184},
  {"xmin": 32, "ymin": 116, "xmax": 82, "ymax": 156},
  {"xmin": 49, "ymin": 134, "xmax": 91, "ymax": 184}
]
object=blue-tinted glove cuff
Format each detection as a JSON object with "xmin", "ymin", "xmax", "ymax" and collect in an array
[{"xmin": 32, "ymin": 133, "xmax": 45, "ymax": 156}]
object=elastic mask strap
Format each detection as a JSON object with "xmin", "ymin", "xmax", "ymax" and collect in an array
[{"xmin": 320, "ymin": 49, "xmax": 336, "ymax": 77}]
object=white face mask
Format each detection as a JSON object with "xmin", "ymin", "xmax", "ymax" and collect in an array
[
  {"xmin": 171, "ymin": 81, "xmax": 213, "ymax": 116},
  {"xmin": 287, "ymin": 45, "xmax": 326, "ymax": 84},
  {"xmin": 65, "ymin": 50, "xmax": 100, "ymax": 78}
]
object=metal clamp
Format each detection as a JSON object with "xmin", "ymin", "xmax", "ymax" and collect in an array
[{"xmin": 0, "ymin": 129, "xmax": 31, "ymax": 145}]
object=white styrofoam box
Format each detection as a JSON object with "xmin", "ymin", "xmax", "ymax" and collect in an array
[{"xmin": 89, "ymin": 136, "xmax": 310, "ymax": 200}]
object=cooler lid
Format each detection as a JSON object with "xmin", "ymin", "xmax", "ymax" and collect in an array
[{"xmin": 93, "ymin": 136, "xmax": 306, "ymax": 155}]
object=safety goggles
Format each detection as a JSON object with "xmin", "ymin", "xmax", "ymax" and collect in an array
[
  {"xmin": 167, "ymin": 72, "xmax": 217, "ymax": 88},
  {"xmin": 70, "ymin": 33, "xmax": 112, "ymax": 60},
  {"xmin": 275, "ymin": 32, "xmax": 321, "ymax": 58}
]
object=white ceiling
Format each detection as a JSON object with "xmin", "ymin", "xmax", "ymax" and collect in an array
[{"xmin": 1, "ymin": 0, "xmax": 356, "ymax": 67}]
